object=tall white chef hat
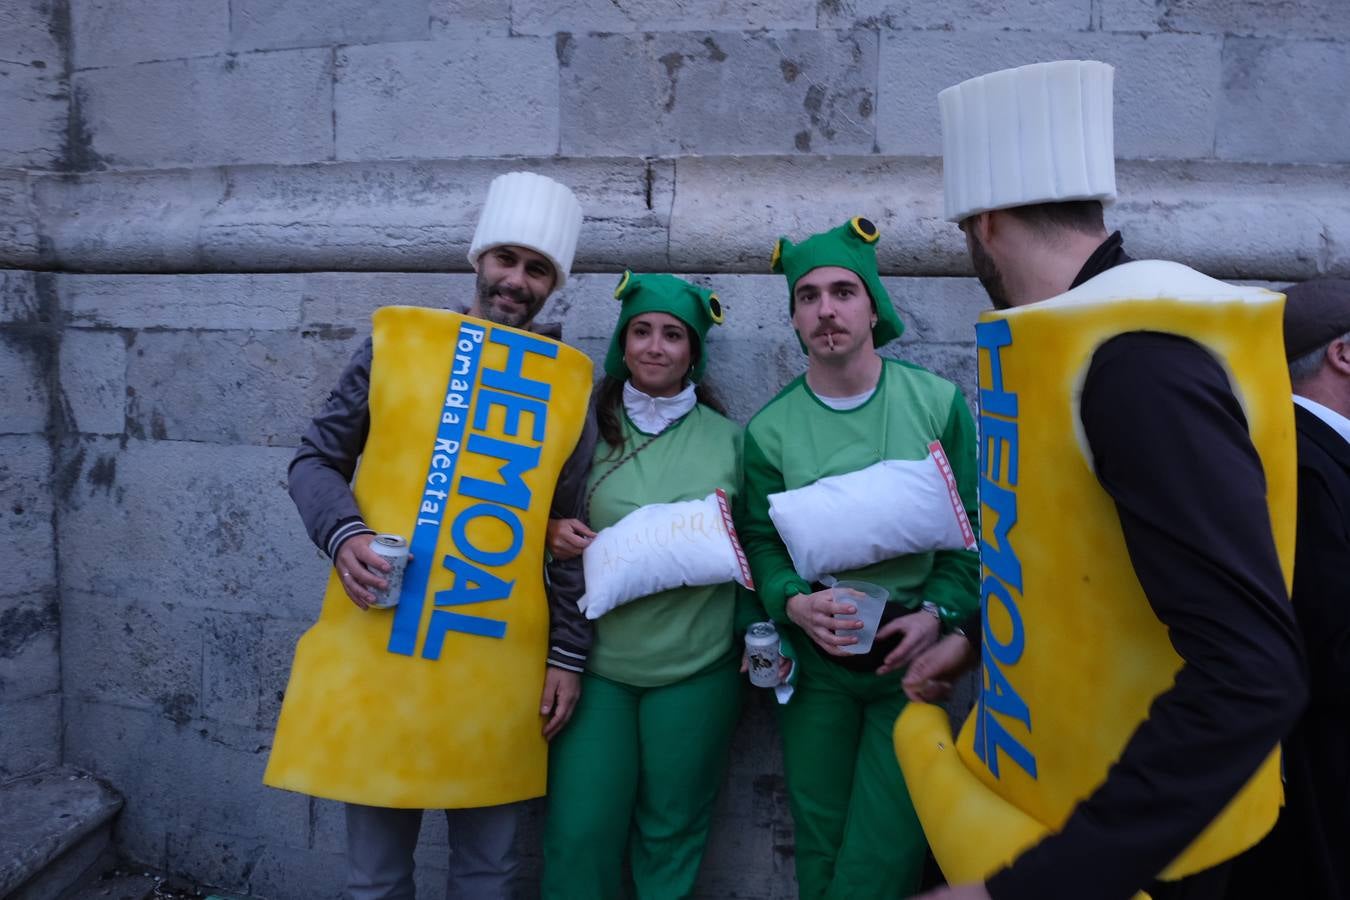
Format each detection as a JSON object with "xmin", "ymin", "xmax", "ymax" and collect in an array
[
  {"xmin": 939, "ymin": 60, "xmax": 1116, "ymax": 223},
  {"xmin": 468, "ymin": 172, "xmax": 583, "ymax": 290}
]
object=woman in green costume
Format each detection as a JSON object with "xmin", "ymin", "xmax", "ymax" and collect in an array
[{"xmin": 540, "ymin": 272, "xmax": 751, "ymax": 900}]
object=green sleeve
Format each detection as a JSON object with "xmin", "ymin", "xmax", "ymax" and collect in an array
[
  {"xmin": 737, "ymin": 426, "xmax": 812, "ymax": 623},
  {"xmin": 921, "ymin": 389, "xmax": 982, "ymax": 627}
]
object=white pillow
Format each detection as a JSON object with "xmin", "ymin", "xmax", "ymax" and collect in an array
[
  {"xmin": 767, "ymin": 440, "xmax": 976, "ymax": 584},
  {"xmin": 578, "ymin": 489, "xmax": 754, "ymax": 620}
]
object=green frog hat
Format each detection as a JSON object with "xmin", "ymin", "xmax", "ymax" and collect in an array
[
  {"xmin": 770, "ymin": 216, "xmax": 905, "ymax": 350},
  {"xmin": 603, "ymin": 271, "xmax": 726, "ymax": 381}
]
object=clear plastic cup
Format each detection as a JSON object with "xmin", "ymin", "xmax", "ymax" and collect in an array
[{"xmin": 831, "ymin": 580, "xmax": 890, "ymax": 654}]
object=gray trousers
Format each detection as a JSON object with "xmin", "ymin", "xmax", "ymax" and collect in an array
[{"xmin": 345, "ymin": 802, "xmax": 521, "ymax": 900}]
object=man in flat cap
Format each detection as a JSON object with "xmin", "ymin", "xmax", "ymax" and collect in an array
[
  {"xmin": 894, "ymin": 60, "xmax": 1307, "ymax": 900},
  {"xmin": 1228, "ymin": 277, "xmax": 1350, "ymax": 900}
]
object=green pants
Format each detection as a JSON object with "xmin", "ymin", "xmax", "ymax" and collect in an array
[
  {"xmin": 778, "ymin": 645, "xmax": 927, "ymax": 900},
  {"xmin": 541, "ymin": 657, "xmax": 742, "ymax": 900}
]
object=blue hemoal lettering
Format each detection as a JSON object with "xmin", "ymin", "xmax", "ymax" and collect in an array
[
  {"xmin": 450, "ymin": 502, "xmax": 525, "ymax": 568},
  {"xmin": 387, "ymin": 321, "xmax": 485, "ymax": 657},
  {"xmin": 458, "ymin": 435, "xmax": 540, "ymax": 512},
  {"xmin": 474, "ymin": 388, "xmax": 548, "ymax": 443},
  {"xmin": 480, "ymin": 330, "xmax": 556, "ymax": 402},
  {"xmin": 973, "ymin": 319, "xmax": 1037, "ymax": 781},
  {"xmin": 976, "ymin": 319, "xmax": 1018, "ymax": 418}
]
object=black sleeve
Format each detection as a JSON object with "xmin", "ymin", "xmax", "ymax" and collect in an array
[
  {"xmin": 1291, "ymin": 443, "xmax": 1350, "ymax": 708},
  {"xmin": 287, "ymin": 338, "xmax": 374, "ymax": 559},
  {"xmin": 541, "ymin": 409, "xmax": 598, "ymax": 670},
  {"xmin": 987, "ymin": 332, "xmax": 1307, "ymax": 900}
]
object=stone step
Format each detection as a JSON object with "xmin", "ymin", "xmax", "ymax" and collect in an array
[{"xmin": 0, "ymin": 766, "xmax": 123, "ymax": 900}]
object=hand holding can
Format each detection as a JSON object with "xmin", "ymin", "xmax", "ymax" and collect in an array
[
  {"xmin": 366, "ymin": 534, "xmax": 410, "ymax": 609},
  {"xmin": 745, "ymin": 622, "xmax": 782, "ymax": 688}
]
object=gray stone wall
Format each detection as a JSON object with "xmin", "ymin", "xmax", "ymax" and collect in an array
[{"xmin": 2, "ymin": 0, "xmax": 1348, "ymax": 897}]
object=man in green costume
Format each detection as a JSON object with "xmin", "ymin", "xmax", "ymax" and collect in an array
[{"xmin": 739, "ymin": 217, "xmax": 981, "ymax": 898}]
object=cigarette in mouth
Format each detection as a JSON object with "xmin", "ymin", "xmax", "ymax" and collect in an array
[{"xmin": 827, "ymin": 333, "xmax": 835, "ymax": 350}]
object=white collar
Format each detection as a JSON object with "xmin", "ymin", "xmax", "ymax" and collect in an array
[
  {"xmin": 623, "ymin": 380, "xmax": 697, "ymax": 435},
  {"xmin": 1294, "ymin": 395, "xmax": 1350, "ymax": 447}
]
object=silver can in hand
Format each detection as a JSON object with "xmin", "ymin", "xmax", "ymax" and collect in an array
[
  {"xmin": 745, "ymin": 622, "xmax": 781, "ymax": 688},
  {"xmin": 367, "ymin": 534, "xmax": 409, "ymax": 609}
]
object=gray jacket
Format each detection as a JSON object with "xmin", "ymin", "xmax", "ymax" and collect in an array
[{"xmin": 288, "ymin": 322, "xmax": 597, "ymax": 670}]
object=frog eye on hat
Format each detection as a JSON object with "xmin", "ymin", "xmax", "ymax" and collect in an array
[
  {"xmin": 769, "ymin": 238, "xmax": 784, "ymax": 273},
  {"xmin": 706, "ymin": 292, "xmax": 725, "ymax": 325},
  {"xmin": 849, "ymin": 216, "xmax": 880, "ymax": 243},
  {"xmin": 613, "ymin": 269, "xmax": 632, "ymax": 300}
]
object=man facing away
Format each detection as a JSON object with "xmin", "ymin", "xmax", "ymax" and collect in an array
[
  {"xmin": 903, "ymin": 60, "xmax": 1306, "ymax": 900},
  {"xmin": 286, "ymin": 171, "xmax": 595, "ymax": 899},
  {"xmin": 1227, "ymin": 278, "xmax": 1350, "ymax": 900},
  {"xmin": 738, "ymin": 217, "xmax": 981, "ymax": 898}
]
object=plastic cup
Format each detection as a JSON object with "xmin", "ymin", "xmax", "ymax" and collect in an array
[{"xmin": 831, "ymin": 580, "xmax": 889, "ymax": 654}]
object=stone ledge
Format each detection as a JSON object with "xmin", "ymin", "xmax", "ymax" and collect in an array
[
  {"xmin": 0, "ymin": 766, "xmax": 123, "ymax": 898},
  {"xmin": 19, "ymin": 155, "xmax": 1350, "ymax": 280}
]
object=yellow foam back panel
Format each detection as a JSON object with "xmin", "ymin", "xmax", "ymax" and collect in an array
[
  {"xmin": 896, "ymin": 261, "xmax": 1296, "ymax": 885},
  {"xmin": 265, "ymin": 307, "xmax": 593, "ymax": 808}
]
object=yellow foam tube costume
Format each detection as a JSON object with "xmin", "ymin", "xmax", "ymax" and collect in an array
[
  {"xmin": 895, "ymin": 261, "xmax": 1296, "ymax": 890},
  {"xmin": 265, "ymin": 307, "xmax": 592, "ymax": 809}
]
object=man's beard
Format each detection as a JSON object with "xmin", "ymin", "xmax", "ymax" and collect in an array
[
  {"xmin": 474, "ymin": 271, "xmax": 542, "ymax": 327},
  {"xmin": 969, "ymin": 231, "xmax": 1011, "ymax": 311}
]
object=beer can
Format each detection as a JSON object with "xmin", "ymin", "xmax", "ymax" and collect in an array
[
  {"xmin": 367, "ymin": 534, "xmax": 409, "ymax": 610},
  {"xmin": 745, "ymin": 622, "xmax": 781, "ymax": 688}
]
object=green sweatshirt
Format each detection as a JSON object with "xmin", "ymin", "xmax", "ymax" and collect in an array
[
  {"xmin": 585, "ymin": 404, "xmax": 746, "ymax": 687},
  {"xmin": 739, "ymin": 358, "xmax": 980, "ymax": 626}
]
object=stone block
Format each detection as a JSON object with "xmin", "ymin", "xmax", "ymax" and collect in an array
[
  {"xmin": 0, "ymin": 61, "xmax": 67, "ymax": 170},
  {"xmin": 0, "ymin": 694, "xmax": 60, "ymax": 779},
  {"xmin": 196, "ymin": 157, "xmax": 671, "ymax": 273},
  {"xmin": 560, "ymin": 30, "xmax": 878, "ymax": 156},
  {"xmin": 877, "ymin": 30, "xmax": 1223, "ymax": 160},
  {"xmin": 257, "ymin": 616, "xmax": 308, "ymax": 731},
  {"xmin": 124, "ymin": 329, "xmax": 336, "ymax": 446},
  {"xmin": 61, "ymin": 590, "xmax": 204, "ymax": 720},
  {"xmin": 60, "ymin": 329, "xmax": 126, "ymax": 435},
  {"xmin": 1218, "ymin": 38, "xmax": 1350, "ymax": 165},
  {"xmin": 34, "ymin": 169, "xmax": 229, "ymax": 272},
  {"xmin": 820, "ymin": 0, "xmax": 1089, "ymax": 31},
  {"xmin": 201, "ymin": 611, "xmax": 263, "ymax": 727},
  {"xmin": 0, "ymin": 436, "xmax": 54, "ymax": 596},
  {"xmin": 246, "ymin": 845, "xmax": 346, "ymax": 900},
  {"xmin": 59, "ymin": 274, "xmax": 304, "ymax": 330},
  {"xmin": 0, "ymin": 171, "xmax": 41, "ymax": 267},
  {"xmin": 57, "ymin": 439, "xmax": 327, "ymax": 620},
  {"xmin": 890, "ymin": 277, "xmax": 987, "ymax": 346},
  {"xmin": 31, "ymin": 158, "xmax": 670, "ymax": 275},
  {"xmin": 164, "ymin": 829, "xmax": 269, "ymax": 892},
  {"xmin": 0, "ymin": 333, "xmax": 49, "ymax": 434},
  {"xmin": 1, "ymin": 270, "xmax": 41, "ymax": 324},
  {"xmin": 431, "ymin": 0, "xmax": 511, "ymax": 36},
  {"xmin": 231, "ymin": 0, "xmax": 428, "ymax": 52},
  {"xmin": 308, "ymin": 797, "xmax": 345, "ymax": 853},
  {"xmin": 668, "ymin": 156, "xmax": 960, "ymax": 276},
  {"xmin": 1097, "ymin": 0, "xmax": 1164, "ymax": 31},
  {"xmin": 74, "ymin": 49, "xmax": 333, "ymax": 169},
  {"xmin": 0, "ymin": 0, "xmax": 62, "ymax": 67},
  {"xmin": 0, "ymin": 591, "xmax": 59, "ymax": 703},
  {"xmin": 513, "ymin": 0, "xmax": 816, "ymax": 34},
  {"xmin": 69, "ymin": 0, "xmax": 228, "ymax": 70},
  {"xmin": 335, "ymin": 38, "xmax": 558, "ymax": 161},
  {"xmin": 64, "ymin": 699, "xmax": 309, "ymax": 849},
  {"xmin": 300, "ymin": 272, "xmax": 465, "ymax": 327},
  {"xmin": 1160, "ymin": 0, "xmax": 1350, "ymax": 40}
]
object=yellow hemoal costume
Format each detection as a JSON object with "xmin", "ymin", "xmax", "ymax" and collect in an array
[
  {"xmin": 894, "ymin": 60, "xmax": 1296, "ymax": 894},
  {"xmin": 266, "ymin": 307, "xmax": 592, "ymax": 808}
]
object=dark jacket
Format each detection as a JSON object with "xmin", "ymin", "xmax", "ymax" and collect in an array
[
  {"xmin": 288, "ymin": 321, "xmax": 596, "ymax": 670},
  {"xmin": 1228, "ymin": 403, "xmax": 1350, "ymax": 900}
]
